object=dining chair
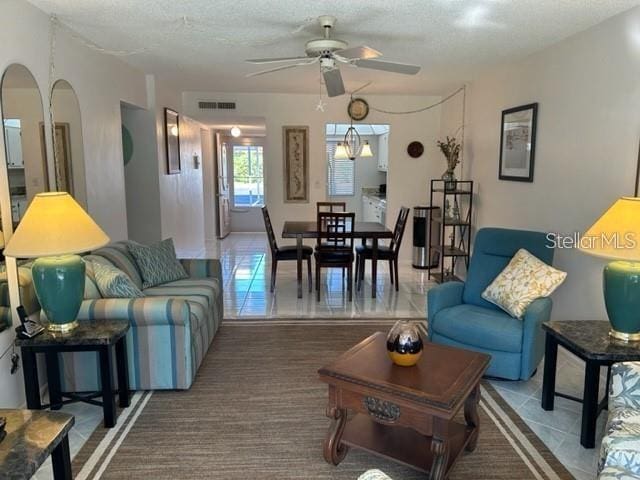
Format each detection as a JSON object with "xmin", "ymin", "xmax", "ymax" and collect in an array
[
  {"xmin": 315, "ymin": 211, "xmax": 355, "ymax": 302},
  {"xmin": 261, "ymin": 207, "xmax": 313, "ymax": 293},
  {"xmin": 317, "ymin": 201, "xmax": 348, "ymax": 264},
  {"xmin": 316, "ymin": 201, "xmax": 346, "ymax": 213},
  {"xmin": 355, "ymin": 206, "xmax": 410, "ymax": 292}
]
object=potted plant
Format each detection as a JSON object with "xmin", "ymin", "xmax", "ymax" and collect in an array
[{"xmin": 437, "ymin": 136, "xmax": 461, "ymax": 191}]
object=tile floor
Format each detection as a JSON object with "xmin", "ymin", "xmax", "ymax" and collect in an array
[
  {"xmin": 35, "ymin": 233, "xmax": 604, "ymax": 479},
  {"xmin": 216, "ymin": 233, "xmax": 430, "ymax": 320}
]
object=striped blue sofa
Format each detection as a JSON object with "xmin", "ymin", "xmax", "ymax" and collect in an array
[
  {"xmin": 598, "ymin": 362, "xmax": 640, "ymax": 479},
  {"xmin": 60, "ymin": 241, "xmax": 223, "ymax": 391}
]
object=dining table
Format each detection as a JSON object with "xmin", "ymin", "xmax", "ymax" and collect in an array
[{"xmin": 282, "ymin": 220, "xmax": 394, "ymax": 299}]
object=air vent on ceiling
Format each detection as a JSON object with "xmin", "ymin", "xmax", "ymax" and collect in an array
[{"xmin": 198, "ymin": 101, "xmax": 236, "ymax": 110}]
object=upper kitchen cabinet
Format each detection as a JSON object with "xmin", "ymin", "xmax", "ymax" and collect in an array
[{"xmin": 377, "ymin": 131, "xmax": 389, "ymax": 172}]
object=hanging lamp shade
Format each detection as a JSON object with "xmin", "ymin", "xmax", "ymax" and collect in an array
[
  {"xmin": 334, "ymin": 143, "xmax": 349, "ymax": 160},
  {"xmin": 360, "ymin": 141, "xmax": 374, "ymax": 158}
]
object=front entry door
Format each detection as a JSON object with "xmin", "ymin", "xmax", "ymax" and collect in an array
[{"xmin": 215, "ymin": 132, "xmax": 231, "ymax": 239}]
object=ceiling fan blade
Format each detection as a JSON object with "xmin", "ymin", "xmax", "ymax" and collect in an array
[
  {"xmin": 323, "ymin": 68, "xmax": 345, "ymax": 97},
  {"xmin": 246, "ymin": 61, "xmax": 314, "ymax": 78},
  {"xmin": 246, "ymin": 56, "xmax": 312, "ymax": 64},
  {"xmin": 353, "ymin": 59, "xmax": 421, "ymax": 75},
  {"xmin": 334, "ymin": 45, "xmax": 381, "ymax": 60}
]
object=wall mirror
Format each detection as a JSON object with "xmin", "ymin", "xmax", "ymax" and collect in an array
[
  {"xmin": 0, "ymin": 63, "xmax": 48, "ymax": 333},
  {"xmin": 51, "ymin": 79, "xmax": 86, "ymax": 207}
]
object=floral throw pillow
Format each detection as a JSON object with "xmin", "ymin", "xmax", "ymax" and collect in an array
[
  {"xmin": 127, "ymin": 238, "xmax": 188, "ymax": 288},
  {"xmin": 481, "ymin": 248, "xmax": 567, "ymax": 319},
  {"xmin": 92, "ymin": 261, "xmax": 145, "ymax": 298}
]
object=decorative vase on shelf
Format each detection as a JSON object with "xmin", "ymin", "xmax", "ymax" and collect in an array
[
  {"xmin": 386, "ymin": 320, "xmax": 424, "ymax": 367},
  {"xmin": 437, "ymin": 136, "xmax": 461, "ymax": 192},
  {"xmin": 442, "ymin": 170, "xmax": 457, "ymax": 192}
]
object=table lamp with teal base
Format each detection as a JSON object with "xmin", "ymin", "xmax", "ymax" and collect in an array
[
  {"xmin": 4, "ymin": 192, "xmax": 110, "ymax": 333},
  {"xmin": 580, "ymin": 197, "xmax": 640, "ymax": 342}
]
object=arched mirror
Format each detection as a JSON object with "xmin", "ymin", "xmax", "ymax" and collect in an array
[
  {"xmin": 0, "ymin": 64, "xmax": 48, "ymax": 332},
  {"xmin": 51, "ymin": 80, "xmax": 86, "ymax": 206}
]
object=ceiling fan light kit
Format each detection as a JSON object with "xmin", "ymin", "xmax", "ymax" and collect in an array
[{"xmin": 245, "ymin": 15, "xmax": 421, "ymax": 98}]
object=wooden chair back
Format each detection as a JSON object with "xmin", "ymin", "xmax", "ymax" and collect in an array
[
  {"xmin": 316, "ymin": 201, "xmax": 346, "ymax": 214},
  {"xmin": 261, "ymin": 206, "xmax": 278, "ymax": 254},
  {"xmin": 316, "ymin": 211, "xmax": 355, "ymax": 251},
  {"xmin": 389, "ymin": 207, "xmax": 411, "ymax": 255}
]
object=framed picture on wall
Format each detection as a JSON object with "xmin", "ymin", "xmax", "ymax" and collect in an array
[
  {"xmin": 499, "ymin": 103, "xmax": 538, "ymax": 182},
  {"xmin": 164, "ymin": 108, "xmax": 181, "ymax": 174},
  {"xmin": 283, "ymin": 126, "xmax": 309, "ymax": 203}
]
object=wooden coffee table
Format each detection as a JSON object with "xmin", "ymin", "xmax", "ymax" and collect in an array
[{"xmin": 318, "ymin": 332, "xmax": 490, "ymax": 479}]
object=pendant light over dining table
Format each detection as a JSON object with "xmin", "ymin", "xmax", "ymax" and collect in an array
[{"xmin": 334, "ymin": 118, "xmax": 374, "ymax": 160}]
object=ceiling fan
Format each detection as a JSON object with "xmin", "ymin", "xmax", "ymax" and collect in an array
[{"xmin": 245, "ymin": 15, "xmax": 421, "ymax": 97}]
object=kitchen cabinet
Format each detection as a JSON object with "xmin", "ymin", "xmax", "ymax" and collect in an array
[
  {"xmin": 362, "ymin": 194, "xmax": 386, "ymax": 224},
  {"xmin": 377, "ymin": 132, "xmax": 389, "ymax": 172},
  {"xmin": 11, "ymin": 197, "xmax": 27, "ymax": 222},
  {"xmin": 4, "ymin": 126, "xmax": 24, "ymax": 168}
]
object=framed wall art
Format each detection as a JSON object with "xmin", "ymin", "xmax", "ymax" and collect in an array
[
  {"xmin": 499, "ymin": 103, "xmax": 538, "ymax": 182},
  {"xmin": 283, "ymin": 126, "xmax": 309, "ymax": 203},
  {"xmin": 164, "ymin": 108, "xmax": 181, "ymax": 174}
]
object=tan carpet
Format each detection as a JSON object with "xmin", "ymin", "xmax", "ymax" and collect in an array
[{"xmin": 73, "ymin": 324, "xmax": 574, "ymax": 479}]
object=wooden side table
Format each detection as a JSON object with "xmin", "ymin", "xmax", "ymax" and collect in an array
[
  {"xmin": 16, "ymin": 319, "xmax": 130, "ymax": 428},
  {"xmin": 0, "ymin": 409, "xmax": 74, "ymax": 480},
  {"xmin": 318, "ymin": 332, "xmax": 490, "ymax": 479},
  {"xmin": 541, "ymin": 320, "xmax": 640, "ymax": 448}
]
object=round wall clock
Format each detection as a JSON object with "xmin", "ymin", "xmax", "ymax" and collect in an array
[
  {"xmin": 348, "ymin": 98, "xmax": 369, "ymax": 121},
  {"xmin": 407, "ymin": 141, "xmax": 424, "ymax": 158}
]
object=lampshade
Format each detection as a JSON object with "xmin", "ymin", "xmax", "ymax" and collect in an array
[
  {"xmin": 334, "ymin": 143, "xmax": 349, "ymax": 160},
  {"xmin": 4, "ymin": 192, "xmax": 110, "ymax": 258},
  {"xmin": 579, "ymin": 197, "xmax": 640, "ymax": 261},
  {"xmin": 360, "ymin": 141, "xmax": 374, "ymax": 158}
]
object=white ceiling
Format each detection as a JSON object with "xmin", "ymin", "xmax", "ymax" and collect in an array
[{"xmin": 28, "ymin": 0, "xmax": 640, "ymax": 95}]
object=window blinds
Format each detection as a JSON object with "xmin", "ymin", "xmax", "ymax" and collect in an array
[{"xmin": 327, "ymin": 141, "xmax": 355, "ymax": 196}]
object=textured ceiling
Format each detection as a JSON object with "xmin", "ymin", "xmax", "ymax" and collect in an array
[{"xmin": 28, "ymin": 0, "xmax": 640, "ymax": 95}]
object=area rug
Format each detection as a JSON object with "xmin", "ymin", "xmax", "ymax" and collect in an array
[{"xmin": 72, "ymin": 324, "xmax": 574, "ymax": 479}]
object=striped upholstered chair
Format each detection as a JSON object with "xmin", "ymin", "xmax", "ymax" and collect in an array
[{"xmin": 59, "ymin": 241, "xmax": 223, "ymax": 391}]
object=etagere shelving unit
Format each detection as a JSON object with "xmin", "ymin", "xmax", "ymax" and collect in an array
[{"xmin": 428, "ymin": 179, "xmax": 474, "ymax": 283}]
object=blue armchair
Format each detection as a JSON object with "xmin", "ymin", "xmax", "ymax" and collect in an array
[{"xmin": 427, "ymin": 227, "xmax": 555, "ymax": 380}]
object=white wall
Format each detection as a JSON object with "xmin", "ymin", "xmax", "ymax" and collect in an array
[
  {"xmin": 183, "ymin": 92, "xmax": 443, "ymax": 261},
  {"xmin": 464, "ymin": 6, "xmax": 640, "ymax": 320},
  {"xmin": 201, "ymin": 128, "xmax": 216, "ymax": 243},
  {"xmin": 152, "ymin": 79, "xmax": 207, "ymax": 255},
  {"xmin": 0, "ymin": 0, "xmax": 148, "ymax": 407},
  {"xmin": 122, "ymin": 102, "xmax": 163, "ymax": 245}
]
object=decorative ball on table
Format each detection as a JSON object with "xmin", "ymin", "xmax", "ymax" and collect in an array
[
  {"xmin": 3, "ymin": 192, "xmax": 110, "ymax": 333},
  {"xmin": 579, "ymin": 197, "xmax": 640, "ymax": 342},
  {"xmin": 386, "ymin": 320, "xmax": 423, "ymax": 367}
]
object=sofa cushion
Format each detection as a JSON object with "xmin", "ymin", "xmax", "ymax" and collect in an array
[
  {"xmin": 92, "ymin": 261, "xmax": 145, "ymax": 299},
  {"xmin": 482, "ymin": 248, "xmax": 566, "ymax": 319},
  {"xmin": 128, "ymin": 239, "xmax": 188, "ymax": 288},
  {"xmin": 598, "ymin": 466, "xmax": 640, "ymax": 479},
  {"xmin": 600, "ymin": 407, "xmax": 640, "ymax": 476},
  {"xmin": 431, "ymin": 304, "xmax": 523, "ymax": 353},
  {"xmin": 92, "ymin": 242, "xmax": 144, "ymax": 289},
  {"xmin": 143, "ymin": 278, "xmax": 221, "ymax": 311},
  {"xmin": 83, "ymin": 255, "xmax": 113, "ymax": 299},
  {"xmin": 463, "ymin": 228, "xmax": 554, "ymax": 310}
]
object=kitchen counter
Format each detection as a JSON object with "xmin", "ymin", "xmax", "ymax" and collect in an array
[{"xmin": 362, "ymin": 190, "xmax": 386, "ymax": 224}]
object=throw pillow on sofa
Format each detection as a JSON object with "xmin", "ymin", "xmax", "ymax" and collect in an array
[
  {"xmin": 481, "ymin": 248, "xmax": 566, "ymax": 319},
  {"xmin": 92, "ymin": 261, "xmax": 145, "ymax": 298},
  {"xmin": 127, "ymin": 238, "xmax": 188, "ymax": 288}
]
